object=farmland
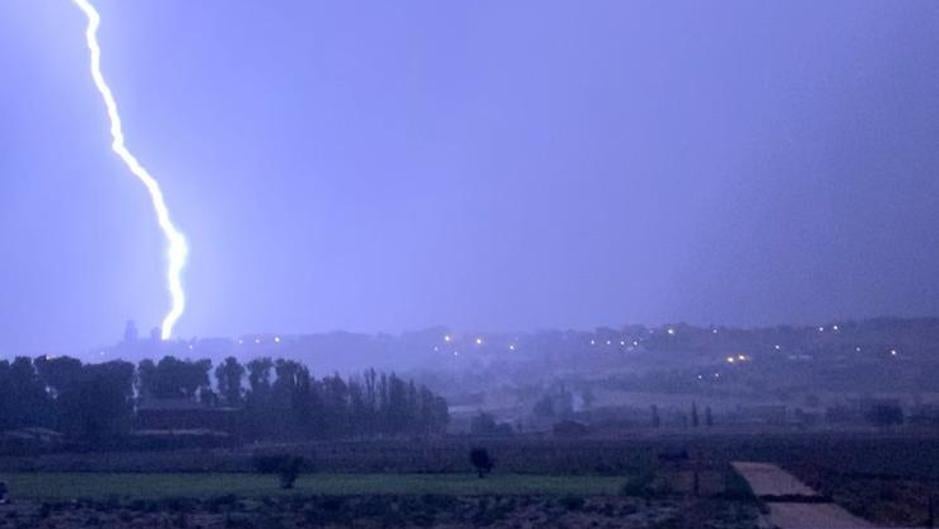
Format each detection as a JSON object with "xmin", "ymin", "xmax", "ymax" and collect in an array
[
  {"xmin": 1, "ymin": 472, "xmax": 626, "ymax": 500},
  {"xmin": 0, "ymin": 494, "xmax": 760, "ymax": 529},
  {"xmin": 0, "ymin": 432, "xmax": 936, "ymax": 527},
  {"xmin": 4, "ymin": 432, "xmax": 938, "ymax": 476}
]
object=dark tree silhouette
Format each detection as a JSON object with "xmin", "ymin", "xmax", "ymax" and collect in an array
[
  {"xmin": 136, "ymin": 356, "xmax": 211, "ymax": 400},
  {"xmin": 214, "ymin": 357, "xmax": 245, "ymax": 406},
  {"xmin": 0, "ymin": 355, "xmax": 449, "ymax": 444},
  {"xmin": 470, "ymin": 447, "xmax": 494, "ymax": 478},
  {"xmin": 34, "ymin": 356, "xmax": 83, "ymax": 397},
  {"xmin": 58, "ymin": 361, "xmax": 134, "ymax": 441},
  {"xmin": 279, "ymin": 456, "xmax": 304, "ymax": 489},
  {"xmin": 0, "ymin": 357, "xmax": 54, "ymax": 429},
  {"xmin": 246, "ymin": 357, "xmax": 274, "ymax": 397}
]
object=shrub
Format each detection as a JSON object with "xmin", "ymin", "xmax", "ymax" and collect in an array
[
  {"xmin": 278, "ymin": 457, "xmax": 304, "ymax": 490},
  {"xmin": 252, "ymin": 454, "xmax": 289, "ymax": 474},
  {"xmin": 252, "ymin": 453, "xmax": 306, "ymax": 489},
  {"xmin": 620, "ymin": 467, "xmax": 656, "ymax": 497},
  {"xmin": 559, "ymin": 495, "xmax": 585, "ymax": 511},
  {"xmin": 469, "ymin": 448, "xmax": 494, "ymax": 478},
  {"xmin": 206, "ymin": 494, "xmax": 239, "ymax": 513},
  {"xmin": 720, "ymin": 468, "xmax": 758, "ymax": 501}
]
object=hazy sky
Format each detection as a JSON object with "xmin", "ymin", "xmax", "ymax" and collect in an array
[{"xmin": 2, "ymin": 1, "xmax": 939, "ymax": 354}]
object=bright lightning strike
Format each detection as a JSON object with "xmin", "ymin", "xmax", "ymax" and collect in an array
[{"xmin": 74, "ymin": 0, "xmax": 189, "ymax": 340}]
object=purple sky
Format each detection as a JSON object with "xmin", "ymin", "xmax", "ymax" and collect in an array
[{"xmin": 2, "ymin": 0, "xmax": 939, "ymax": 355}]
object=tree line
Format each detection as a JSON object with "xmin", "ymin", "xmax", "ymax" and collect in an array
[{"xmin": 0, "ymin": 355, "xmax": 449, "ymax": 442}]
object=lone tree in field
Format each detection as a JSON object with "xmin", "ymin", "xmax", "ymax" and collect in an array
[
  {"xmin": 278, "ymin": 456, "xmax": 305, "ymax": 489},
  {"xmin": 691, "ymin": 402, "xmax": 699, "ymax": 428},
  {"xmin": 254, "ymin": 454, "xmax": 305, "ymax": 489},
  {"xmin": 470, "ymin": 447, "xmax": 494, "ymax": 478}
]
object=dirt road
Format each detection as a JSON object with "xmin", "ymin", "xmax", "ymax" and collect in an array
[
  {"xmin": 731, "ymin": 462, "xmax": 819, "ymax": 498},
  {"xmin": 732, "ymin": 461, "xmax": 875, "ymax": 529}
]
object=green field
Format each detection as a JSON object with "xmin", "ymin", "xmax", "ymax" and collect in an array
[{"xmin": 1, "ymin": 473, "xmax": 625, "ymax": 500}]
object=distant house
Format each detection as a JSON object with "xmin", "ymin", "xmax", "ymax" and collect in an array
[
  {"xmin": 553, "ymin": 420, "xmax": 590, "ymax": 437},
  {"xmin": 136, "ymin": 399, "xmax": 242, "ymax": 435},
  {"xmin": 856, "ymin": 397, "xmax": 902, "ymax": 415},
  {"xmin": 793, "ymin": 408, "xmax": 821, "ymax": 427},
  {"xmin": 825, "ymin": 404, "xmax": 862, "ymax": 424},
  {"xmin": 0, "ymin": 427, "xmax": 64, "ymax": 454},
  {"xmin": 909, "ymin": 404, "xmax": 939, "ymax": 426},
  {"xmin": 734, "ymin": 404, "xmax": 788, "ymax": 425},
  {"xmin": 657, "ymin": 448, "xmax": 690, "ymax": 463}
]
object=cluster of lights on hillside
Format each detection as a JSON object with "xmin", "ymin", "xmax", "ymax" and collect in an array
[
  {"xmin": 697, "ymin": 373, "xmax": 721, "ymax": 380},
  {"xmin": 236, "ymin": 336, "xmax": 283, "ymax": 346},
  {"xmin": 434, "ymin": 334, "xmax": 519, "ymax": 354},
  {"xmin": 425, "ymin": 324, "xmax": 907, "ymax": 363},
  {"xmin": 73, "ymin": 322, "xmax": 914, "ymax": 367},
  {"xmin": 589, "ymin": 338, "xmax": 641, "ymax": 347}
]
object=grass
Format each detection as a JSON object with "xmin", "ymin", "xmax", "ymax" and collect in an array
[{"xmin": 1, "ymin": 472, "xmax": 625, "ymax": 500}]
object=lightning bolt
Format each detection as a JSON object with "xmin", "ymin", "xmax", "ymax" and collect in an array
[{"xmin": 74, "ymin": 0, "xmax": 189, "ymax": 340}]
